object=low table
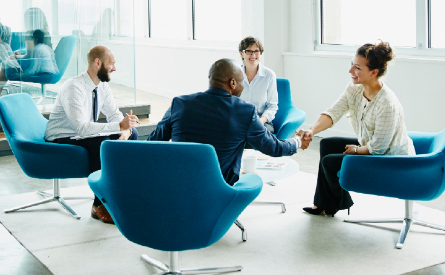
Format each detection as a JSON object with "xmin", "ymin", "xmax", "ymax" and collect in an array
[{"xmin": 236, "ymin": 150, "xmax": 300, "ymax": 241}]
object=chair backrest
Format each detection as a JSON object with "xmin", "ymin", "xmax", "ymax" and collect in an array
[
  {"xmin": 0, "ymin": 93, "xmax": 47, "ymax": 144},
  {"xmin": 93, "ymin": 141, "xmax": 249, "ymax": 251},
  {"xmin": 10, "ymin": 32, "xmax": 25, "ymax": 51},
  {"xmin": 273, "ymin": 78, "xmax": 306, "ymax": 139},
  {"xmin": 51, "ymin": 35, "xmax": 77, "ymax": 83}
]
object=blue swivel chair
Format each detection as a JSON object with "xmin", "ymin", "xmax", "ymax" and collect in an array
[
  {"xmin": 5, "ymin": 35, "xmax": 76, "ymax": 104},
  {"xmin": 88, "ymin": 141, "xmax": 263, "ymax": 274},
  {"xmin": 0, "ymin": 93, "xmax": 91, "ymax": 219},
  {"xmin": 273, "ymin": 78, "xmax": 306, "ymax": 140},
  {"xmin": 249, "ymin": 78, "xmax": 306, "ymax": 215},
  {"xmin": 339, "ymin": 130, "xmax": 445, "ymax": 249}
]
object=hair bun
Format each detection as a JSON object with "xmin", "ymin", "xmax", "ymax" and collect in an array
[{"xmin": 357, "ymin": 40, "xmax": 394, "ymax": 77}]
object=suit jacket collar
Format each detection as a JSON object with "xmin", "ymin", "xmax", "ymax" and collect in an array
[{"xmin": 205, "ymin": 87, "xmax": 232, "ymax": 97}]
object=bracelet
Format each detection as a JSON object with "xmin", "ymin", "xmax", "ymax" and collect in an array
[{"xmin": 354, "ymin": 145, "xmax": 361, "ymax": 154}]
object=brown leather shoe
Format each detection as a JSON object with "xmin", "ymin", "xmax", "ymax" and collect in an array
[{"xmin": 91, "ymin": 204, "xmax": 115, "ymax": 224}]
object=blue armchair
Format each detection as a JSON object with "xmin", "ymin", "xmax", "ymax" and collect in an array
[
  {"xmin": 0, "ymin": 93, "xmax": 91, "ymax": 219},
  {"xmin": 273, "ymin": 78, "xmax": 306, "ymax": 139},
  {"xmin": 339, "ymin": 130, "xmax": 445, "ymax": 249},
  {"xmin": 88, "ymin": 140, "xmax": 263, "ymax": 274},
  {"xmin": 5, "ymin": 35, "xmax": 76, "ymax": 104}
]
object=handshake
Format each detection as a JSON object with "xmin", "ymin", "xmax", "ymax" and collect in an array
[{"xmin": 295, "ymin": 129, "xmax": 313, "ymax": 150}]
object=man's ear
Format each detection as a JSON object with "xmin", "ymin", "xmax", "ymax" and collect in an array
[{"xmin": 231, "ymin": 78, "xmax": 236, "ymax": 89}]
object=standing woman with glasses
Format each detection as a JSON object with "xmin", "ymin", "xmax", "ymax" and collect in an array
[
  {"xmin": 301, "ymin": 41, "xmax": 415, "ymax": 217},
  {"xmin": 239, "ymin": 36, "xmax": 278, "ymax": 133}
]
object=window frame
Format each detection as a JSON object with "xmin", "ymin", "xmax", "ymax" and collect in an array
[{"xmin": 314, "ymin": 0, "xmax": 445, "ymax": 57}]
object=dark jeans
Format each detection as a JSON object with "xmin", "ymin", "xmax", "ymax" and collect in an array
[
  {"xmin": 313, "ymin": 136, "xmax": 359, "ymax": 214},
  {"xmin": 50, "ymin": 128, "xmax": 138, "ymax": 206}
]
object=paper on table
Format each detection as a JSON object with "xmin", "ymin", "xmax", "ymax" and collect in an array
[
  {"xmin": 256, "ymin": 161, "xmax": 287, "ymax": 169},
  {"xmin": 70, "ymin": 131, "xmax": 123, "ymax": 140}
]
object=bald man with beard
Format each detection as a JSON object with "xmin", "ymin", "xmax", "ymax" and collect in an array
[
  {"xmin": 147, "ymin": 58, "xmax": 308, "ymax": 186},
  {"xmin": 45, "ymin": 45, "xmax": 139, "ymax": 224}
]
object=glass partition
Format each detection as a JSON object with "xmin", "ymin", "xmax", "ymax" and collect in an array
[{"xmin": 0, "ymin": 0, "xmax": 137, "ymax": 108}]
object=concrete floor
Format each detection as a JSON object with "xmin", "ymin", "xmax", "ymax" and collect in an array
[{"xmin": 1, "ymin": 86, "xmax": 445, "ymax": 274}]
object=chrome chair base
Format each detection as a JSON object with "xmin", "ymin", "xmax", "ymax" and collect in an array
[
  {"xmin": 234, "ymin": 219, "xmax": 247, "ymax": 241},
  {"xmin": 4, "ymin": 179, "xmax": 93, "ymax": 219},
  {"xmin": 252, "ymin": 200, "xmax": 286, "ymax": 213},
  {"xmin": 141, "ymin": 251, "xmax": 242, "ymax": 275},
  {"xmin": 344, "ymin": 200, "xmax": 445, "ymax": 249}
]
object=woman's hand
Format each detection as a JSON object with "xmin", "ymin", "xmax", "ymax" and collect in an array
[
  {"xmin": 343, "ymin": 145, "xmax": 357, "ymax": 154},
  {"xmin": 260, "ymin": 116, "xmax": 268, "ymax": 124},
  {"xmin": 298, "ymin": 129, "xmax": 314, "ymax": 141}
]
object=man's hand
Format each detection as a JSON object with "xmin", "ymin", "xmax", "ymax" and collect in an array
[
  {"xmin": 295, "ymin": 130, "xmax": 312, "ymax": 150},
  {"xmin": 119, "ymin": 110, "xmax": 137, "ymax": 130},
  {"xmin": 118, "ymin": 129, "xmax": 131, "ymax": 140},
  {"xmin": 301, "ymin": 138, "xmax": 311, "ymax": 150},
  {"xmin": 343, "ymin": 145, "xmax": 356, "ymax": 154},
  {"xmin": 260, "ymin": 116, "xmax": 268, "ymax": 124}
]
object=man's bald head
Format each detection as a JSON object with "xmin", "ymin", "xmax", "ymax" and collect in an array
[
  {"xmin": 209, "ymin": 59, "xmax": 244, "ymax": 96},
  {"xmin": 87, "ymin": 45, "xmax": 111, "ymax": 65}
]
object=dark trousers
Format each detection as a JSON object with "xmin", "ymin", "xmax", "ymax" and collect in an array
[
  {"xmin": 313, "ymin": 137, "xmax": 359, "ymax": 214},
  {"xmin": 51, "ymin": 128, "xmax": 139, "ymax": 205}
]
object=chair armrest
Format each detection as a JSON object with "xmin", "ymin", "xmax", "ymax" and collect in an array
[
  {"xmin": 11, "ymin": 138, "xmax": 90, "ymax": 179},
  {"xmin": 408, "ymin": 131, "xmax": 436, "ymax": 155},
  {"xmin": 275, "ymin": 107, "xmax": 306, "ymax": 139},
  {"xmin": 232, "ymin": 173, "xmax": 263, "ymax": 194},
  {"xmin": 339, "ymin": 153, "xmax": 445, "ymax": 201}
]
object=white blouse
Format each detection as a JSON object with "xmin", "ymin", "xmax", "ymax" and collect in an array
[{"xmin": 323, "ymin": 82, "xmax": 415, "ymax": 155}]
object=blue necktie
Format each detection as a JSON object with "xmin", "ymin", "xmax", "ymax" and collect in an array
[{"xmin": 93, "ymin": 88, "xmax": 98, "ymax": 122}]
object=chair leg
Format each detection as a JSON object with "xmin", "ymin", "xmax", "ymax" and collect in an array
[
  {"xmin": 56, "ymin": 197, "xmax": 80, "ymax": 219},
  {"xmin": 4, "ymin": 197, "xmax": 55, "ymax": 213},
  {"xmin": 4, "ymin": 179, "xmax": 91, "ymax": 219},
  {"xmin": 234, "ymin": 219, "xmax": 247, "ymax": 242},
  {"xmin": 141, "ymin": 251, "xmax": 242, "ymax": 275},
  {"xmin": 344, "ymin": 200, "xmax": 445, "ymax": 249},
  {"xmin": 396, "ymin": 218, "xmax": 412, "ymax": 249},
  {"xmin": 251, "ymin": 200, "xmax": 286, "ymax": 213}
]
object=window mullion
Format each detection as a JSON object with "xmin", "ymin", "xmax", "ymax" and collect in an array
[
  {"xmin": 187, "ymin": 0, "xmax": 194, "ymax": 40},
  {"xmin": 416, "ymin": 0, "xmax": 428, "ymax": 49}
]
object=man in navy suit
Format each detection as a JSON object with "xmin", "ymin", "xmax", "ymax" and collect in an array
[{"xmin": 147, "ymin": 58, "xmax": 307, "ymax": 186}]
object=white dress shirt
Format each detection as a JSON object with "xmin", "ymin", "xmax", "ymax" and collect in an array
[
  {"xmin": 44, "ymin": 71, "xmax": 124, "ymax": 141},
  {"xmin": 240, "ymin": 63, "xmax": 278, "ymax": 122},
  {"xmin": 323, "ymin": 82, "xmax": 415, "ymax": 155}
]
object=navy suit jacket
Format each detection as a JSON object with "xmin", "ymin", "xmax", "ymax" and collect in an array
[{"xmin": 147, "ymin": 87, "xmax": 297, "ymax": 186}]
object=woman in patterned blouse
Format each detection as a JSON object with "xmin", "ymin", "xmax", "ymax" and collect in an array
[{"xmin": 301, "ymin": 41, "xmax": 415, "ymax": 217}]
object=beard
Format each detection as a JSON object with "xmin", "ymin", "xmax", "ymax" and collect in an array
[{"xmin": 97, "ymin": 64, "xmax": 110, "ymax": 82}]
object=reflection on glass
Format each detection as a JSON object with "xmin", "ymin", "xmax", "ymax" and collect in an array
[
  {"xmin": 322, "ymin": 0, "xmax": 416, "ymax": 47},
  {"xmin": 430, "ymin": 0, "xmax": 445, "ymax": 49},
  {"xmin": 150, "ymin": 0, "xmax": 188, "ymax": 40},
  {"xmin": 194, "ymin": 0, "xmax": 242, "ymax": 42}
]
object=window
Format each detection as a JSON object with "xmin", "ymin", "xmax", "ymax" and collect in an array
[
  {"xmin": 149, "ymin": 0, "xmax": 189, "ymax": 40},
  {"xmin": 318, "ymin": 0, "xmax": 445, "ymax": 54},
  {"xmin": 194, "ymin": 0, "xmax": 242, "ymax": 42},
  {"xmin": 147, "ymin": 0, "xmax": 241, "ymax": 42},
  {"xmin": 430, "ymin": 0, "xmax": 445, "ymax": 49},
  {"xmin": 321, "ymin": 0, "xmax": 416, "ymax": 47}
]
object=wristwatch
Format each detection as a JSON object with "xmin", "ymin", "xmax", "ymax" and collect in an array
[{"xmin": 354, "ymin": 145, "xmax": 360, "ymax": 154}]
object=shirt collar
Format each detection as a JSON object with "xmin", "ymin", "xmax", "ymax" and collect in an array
[
  {"xmin": 82, "ymin": 71, "xmax": 99, "ymax": 92},
  {"xmin": 241, "ymin": 62, "xmax": 265, "ymax": 79}
]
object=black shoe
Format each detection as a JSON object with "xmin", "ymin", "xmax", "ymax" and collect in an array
[{"xmin": 303, "ymin": 207, "xmax": 325, "ymax": 215}]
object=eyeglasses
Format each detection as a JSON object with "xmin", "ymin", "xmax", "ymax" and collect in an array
[{"xmin": 243, "ymin": 50, "xmax": 262, "ymax": 56}]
